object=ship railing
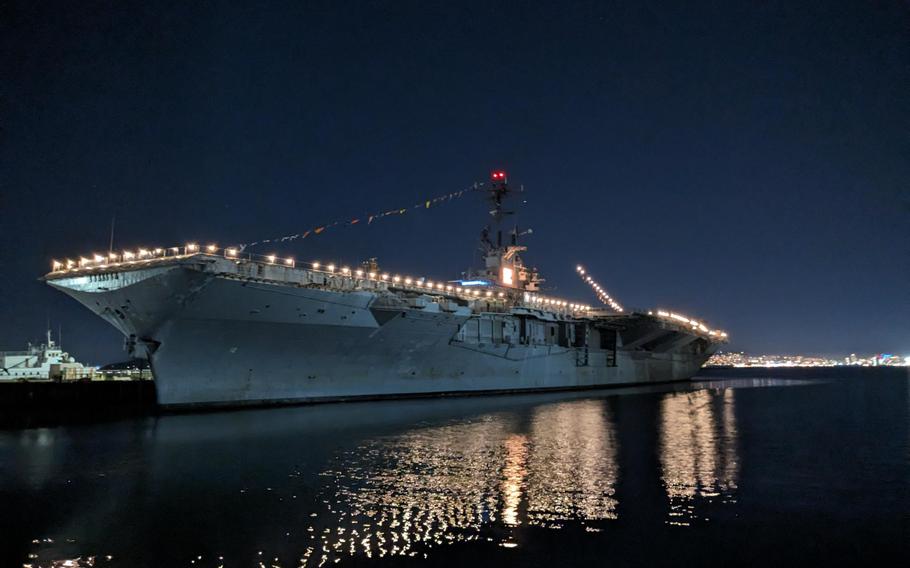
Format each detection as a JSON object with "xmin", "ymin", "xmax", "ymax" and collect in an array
[
  {"xmin": 47, "ymin": 246, "xmax": 620, "ymax": 320},
  {"xmin": 50, "ymin": 243, "xmax": 383, "ymax": 281},
  {"xmin": 0, "ymin": 350, "xmax": 33, "ymax": 357}
]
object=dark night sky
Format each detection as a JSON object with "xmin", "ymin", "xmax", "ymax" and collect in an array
[{"xmin": 2, "ymin": 1, "xmax": 908, "ymax": 363}]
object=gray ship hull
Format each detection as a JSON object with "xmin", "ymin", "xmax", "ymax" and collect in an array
[{"xmin": 47, "ymin": 257, "xmax": 718, "ymax": 408}]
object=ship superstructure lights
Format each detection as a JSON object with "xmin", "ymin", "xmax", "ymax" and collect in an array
[
  {"xmin": 576, "ymin": 265, "xmax": 624, "ymax": 312},
  {"xmin": 225, "ymin": 247, "xmax": 239, "ymax": 259},
  {"xmin": 284, "ymin": 258, "xmax": 295, "ymax": 267},
  {"xmin": 458, "ymin": 280, "xmax": 490, "ymax": 287},
  {"xmin": 186, "ymin": 243, "xmax": 199, "ymax": 253}
]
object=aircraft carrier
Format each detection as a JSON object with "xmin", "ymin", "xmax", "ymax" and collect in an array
[{"xmin": 43, "ymin": 172, "xmax": 727, "ymax": 408}]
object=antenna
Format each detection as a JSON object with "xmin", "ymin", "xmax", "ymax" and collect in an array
[
  {"xmin": 109, "ymin": 215, "xmax": 116, "ymax": 253},
  {"xmin": 481, "ymin": 171, "xmax": 518, "ymax": 247}
]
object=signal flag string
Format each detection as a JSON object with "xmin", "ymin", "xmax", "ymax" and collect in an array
[
  {"xmin": 576, "ymin": 265, "xmax": 624, "ymax": 312},
  {"xmin": 239, "ymin": 183, "xmax": 480, "ymax": 250}
]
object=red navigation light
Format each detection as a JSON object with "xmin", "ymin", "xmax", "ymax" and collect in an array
[{"xmin": 491, "ymin": 171, "xmax": 507, "ymax": 181}]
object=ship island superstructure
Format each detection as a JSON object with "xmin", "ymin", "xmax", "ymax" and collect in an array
[{"xmin": 44, "ymin": 172, "xmax": 727, "ymax": 408}]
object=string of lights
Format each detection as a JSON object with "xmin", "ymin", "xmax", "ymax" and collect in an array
[
  {"xmin": 575, "ymin": 265, "xmax": 623, "ymax": 312},
  {"xmin": 48, "ymin": 245, "xmax": 594, "ymax": 315},
  {"xmin": 49, "ymin": 251, "xmax": 726, "ymax": 337},
  {"xmin": 649, "ymin": 310, "xmax": 728, "ymax": 339},
  {"xmin": 239, "ymin": 183, "xmax": 479, "ymax": 250}
]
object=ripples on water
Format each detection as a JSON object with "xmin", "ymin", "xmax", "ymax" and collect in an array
[
  {"xmin": 6, "ymin": 373, "xmax": 909, "ymax": 567},
  {"xmin": 319, "ymin": 399, "xmax": 621, "ymax": 563}
]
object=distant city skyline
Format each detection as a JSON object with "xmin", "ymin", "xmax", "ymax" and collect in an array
[{"xmin": 708, "ymin": 351, "xmax": 909, "ymax": 368}]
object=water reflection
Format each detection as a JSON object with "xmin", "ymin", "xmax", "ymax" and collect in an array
[
  {"xmin": 322, "ymin": 417, "xmax": 514, "ymax": 561},
  {"xmin": 313, "ymin": 400, "xmax": 618, "ymax": 562},
  {"xmin": 9, "ymin": 382, "xmax": 754, "ymax": 567},
  {"xmin": 659, "ymin": 388, "xmax": 739, "ymax": 525},
  {"xmin": 500, "ymin": 434, "xmax": 528, "ymax": 527},
  {"xmin": 524, "ymin": 402, "xmax": 618, "ymax": 527}
]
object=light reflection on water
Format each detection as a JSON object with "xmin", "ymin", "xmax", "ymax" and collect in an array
[
  {"xmin": 307, "ymin": 390, "xmax": 736, "ymax": 564},
  {"xmin": 659, "ymin": 389, "xmax": 739, "ymax": 526},
  {"xmin": 314, "ymin": 401, "xmax": 621, "ymax": 563},
  {"xmin": 12, "ymin": 379, "xmax": 842, "ymax": 568},
  {"xmin": 524, "ymin": 402, "xmax": 618, "ymax": 527}
]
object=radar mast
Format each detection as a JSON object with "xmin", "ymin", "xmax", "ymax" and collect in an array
[{"xmin": 470, "ymin": 171, "xmax": 542, "ymax": 291}]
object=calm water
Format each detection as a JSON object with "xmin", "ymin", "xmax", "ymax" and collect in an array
[{"xmin": 2, "ymin": 370, "xmax": 908, "ymax": 567}]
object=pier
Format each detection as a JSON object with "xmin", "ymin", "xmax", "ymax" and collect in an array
[{"xmin": 0, "ymin": 379, "xmax": 156, "ymax": 428}]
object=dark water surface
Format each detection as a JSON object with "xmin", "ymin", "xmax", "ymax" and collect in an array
[{"xmin": 3, "ymin": 370, "xmax": 908, "ymax": 567}]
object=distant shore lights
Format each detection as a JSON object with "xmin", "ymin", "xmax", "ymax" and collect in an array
[{"xmin": 575, "ymin": 265, "xmax": 623, "ymax": 312}]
